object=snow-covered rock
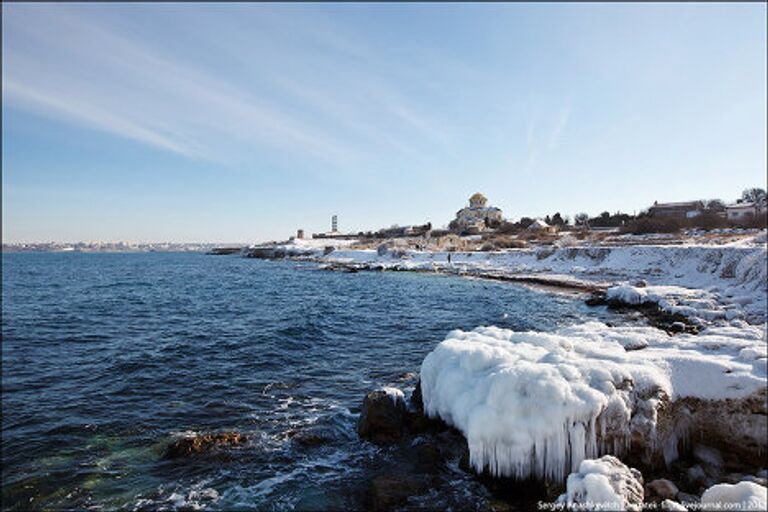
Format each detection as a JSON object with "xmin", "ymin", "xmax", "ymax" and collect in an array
[
  {"xmin": 419, "ymin": 322, "xmax": 766, "ymax": 480},
  {"xmin": 358, "ymin": 388, "xmax": 407, "ymax": 444},
  {"xmin": 557, "ymin": 456, "xmax": 644, "ymax": 511},
  {"xmin": 700, "ymin": 481, "xmax": 767, "ymax": 511}
]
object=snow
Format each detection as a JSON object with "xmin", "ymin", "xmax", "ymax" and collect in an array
[
  {"xmin": 557, "ymin": 456, "xmax": 642, "ymax": 511},
  {"xmin": 606, "ymin": 285, "xmax": 649, "ymax": 305},
  {"xmin": 700, "ymin": 481, "xmax": 767, "ymax": 511},
  {"xmin": 283, "ymin": 237, "xmax": 359, "ymax": 249},
  {"xmin": 380, "ymin": 386, "xmax": 405, "ymax": 405},
  {"xmin": 419, "ymin": 322, "xmax": 766, "ymax": 480}
]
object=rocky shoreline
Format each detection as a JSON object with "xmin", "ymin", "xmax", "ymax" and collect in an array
[
  {"xmin": 354, "ymin": 377, "xmax": 766, "ymax": 511},
  {"xmin": 240, "ymin": 241, "xmax": 767, "ymax": 510}
]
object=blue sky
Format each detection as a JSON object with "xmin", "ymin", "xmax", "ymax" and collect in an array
[{"xmin": 3, "ymin": 3, "xmax": 766, "ymax": 243}]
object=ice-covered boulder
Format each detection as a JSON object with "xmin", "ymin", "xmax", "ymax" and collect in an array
[
  {"xmin": 557, "ymin": 455, "xmax": 644, "ymax": 511},
  {"xmin": 700, "ymin": 481, "xmax": 767, "ymax": 511},
  {"xmin": 419, "ymin": 322, "xmax": 766, "ymax": 481},
  {"xmin": 358, "ymin": 388, "xmax": 407, "ymax": 444}
]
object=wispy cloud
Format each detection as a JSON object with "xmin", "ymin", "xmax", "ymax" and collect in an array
[
  {"xmin": 4, "ymin": 80, "xmax": 204, "ymax": 158},
  {"xmin": 2, "ymin": 5, "xmax": 453, "ymax": 172}
]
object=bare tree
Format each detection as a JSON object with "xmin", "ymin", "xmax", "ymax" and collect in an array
[
  {"xmin": 741, "ymin": 188, "xmax": 767, "ymax": 204},
  {"xmin": 704, "ymin": 199, "xmax": 726, "ymax": 212}
]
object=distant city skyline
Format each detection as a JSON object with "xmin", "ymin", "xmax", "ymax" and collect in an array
[{"xmin": 3, "ymin": 3, "xmax": 766, "ymax": 243}]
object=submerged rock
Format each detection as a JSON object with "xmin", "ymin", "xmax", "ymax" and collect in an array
[
  {"xmin": 164, "ymin": 431, "xmax": 248, "ymax": 459},
  {"xmin": 367, "ymin": 474, "xmax": 433, "ymax": 511},
  {"xmin": 289, "ymin": 426, "xmax": 335, "ymax": 448},
  {"xmin": 411, "ymin": 438, "xmax": 444, "ymax": 473},
  {"xmin": 358, "ymin": 388, "xmax": 407, "ymax": 444}
]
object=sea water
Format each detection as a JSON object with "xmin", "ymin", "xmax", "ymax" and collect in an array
[{"xmin": 2, "ymin": 252, "xmax": 619, "ymax": 510}]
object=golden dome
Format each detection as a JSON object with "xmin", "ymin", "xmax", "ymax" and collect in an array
[{"xmin": 469, "ymin": 192, "xmax": 487, "ymax": 207}]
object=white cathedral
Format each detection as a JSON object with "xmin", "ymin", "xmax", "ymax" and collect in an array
[{"xmin": 453, "ymin": 193, "xmax": 503, "ymax": 231}]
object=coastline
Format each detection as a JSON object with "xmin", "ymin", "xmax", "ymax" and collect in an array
[{"xmin": 249, "ymin": 236, "xmax": 768, "ymax": 509}]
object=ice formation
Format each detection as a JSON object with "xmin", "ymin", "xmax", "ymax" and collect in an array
[
  {"xmin": 557, "ymin": 456, "xmax": 643, "ymax": 511},
  {"xmin": 700, "ymin": 481, "xmax": 767, "ymax": 510},
  {"xmin": 419, "ymin": 323, "xmax": 766, "ymax": 480}
]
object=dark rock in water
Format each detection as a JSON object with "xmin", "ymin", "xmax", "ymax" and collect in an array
[
  {"xmin": 411, "ymin": 438, "xmax": 444, "ymax": 473},
  {"xmin": 289, "ymin": 427, "xmax": 334, "ymax": 448},
  {"xmin": 207, "ymin": 247, "xmax": 242, "ymax": 255},
  {"xmin": 164, "ymin": 431, "xmax": 248, "ymax": 458},
  {"xmin": 585, "ymin": 292, "xmax": 607, "ymax": 306},
  {"xmin": 434, "ymin": 429, "xmax": 470, "ymax": 463},
  {"xmin": 406, "ymin": 380, "xmax": 448, "ymax": 434},
  {"xmin": 358, "ymin": 389, "xmax": 407, "ymax": 444},
  {"xmin": 410, "ymin": 380, "xmax": 423, "ymax": 411},
  {"xmin": 368, "ymin": 474, "xmax": 432, "ymax": 511},
  {"xmin": 459, "ymin": 444, "xmax": 472, "ymax": 473}
]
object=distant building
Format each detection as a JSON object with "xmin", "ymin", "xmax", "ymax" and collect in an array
[
  {"xmin": 527, "ymin": 218, "xmax": 556, "ymax": 233},
  {"xmin": 331, "ymin": 215, "xmax": 338, "ymax": 233},
  {"xmin": 453, "ymin": 193, "xmax": 503, "ymax": 231},
  {"xmin": 726, "ymin": 200, "xmax": 767, "ymax": 223},
  {"xmin": 648, "ymin": 200, "xmax": 704, "ymax": 219},
  {"xmin": 376, "ymin": 222, "xmax": 432, "ymax": 239},
  {"xmin": 296, "ymin": 229, "xmax": 305, "ymax": 239}
]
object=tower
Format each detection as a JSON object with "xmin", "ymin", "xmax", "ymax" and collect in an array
[{"xmin": 331, "ymin": 215, "xmax": 338, "ymax": 233}]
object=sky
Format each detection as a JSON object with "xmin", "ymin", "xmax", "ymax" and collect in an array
[{"xmin": 2, "ymin": 3, "xmax": 766, "ymax": 243}]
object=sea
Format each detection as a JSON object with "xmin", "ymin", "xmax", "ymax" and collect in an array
[{"xmin": 1, "ymin": 252, "xmax": 623, "ymax": 511}]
